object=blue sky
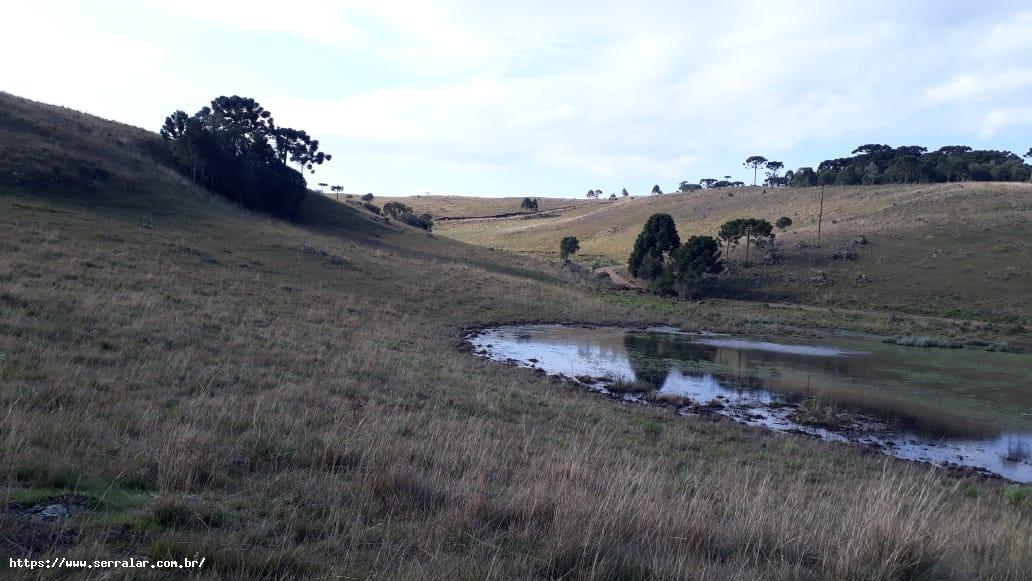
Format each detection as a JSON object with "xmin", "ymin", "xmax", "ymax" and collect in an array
[{"xmin": 4, "ymin": 1, "xmax": 1032, "ymax": 197}]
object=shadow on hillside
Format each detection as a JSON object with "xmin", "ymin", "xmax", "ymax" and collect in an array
[{"xmin": 284, "ymin": 195, "xmax": 567, "ymax": 285}]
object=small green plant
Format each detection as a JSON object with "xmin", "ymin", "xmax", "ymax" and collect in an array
[
  {"xmin": 1003, "ymin": 485, "xmax": 1031, "ymax": 510},
  {"xmin": 790, "ymin": 397, "xmax": 853, "ymax": 430}
]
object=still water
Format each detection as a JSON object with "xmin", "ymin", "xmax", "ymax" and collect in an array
[{"xmin": 470, "ymin": 325, "xmax": 1032, "ymax": 483}]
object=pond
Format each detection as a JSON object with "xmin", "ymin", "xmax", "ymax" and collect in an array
[{"xmin": 468, "ymin": 325, "xmax": 1032, "ymax": 483}]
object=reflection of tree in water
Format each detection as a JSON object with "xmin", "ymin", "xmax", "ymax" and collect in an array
[
  {"xmin": 623, "ymin": 333, "xmax": 674, "ymax": 389},
  {"xmin": 1004, "ymin": 437, "xmax": 1030, "ymax": 463}
]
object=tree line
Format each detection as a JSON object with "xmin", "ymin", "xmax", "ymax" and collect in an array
[
  {"xmin": 595, "ymin": 144, "xmax": 1031, "ymax": 196},
  {"xmin": 160, "ymin": 96, "xmax": 331, "ymax": 219},
  {"xmin": 788, "ymin": 144, "xmax": 1032, "ymax": 186}
]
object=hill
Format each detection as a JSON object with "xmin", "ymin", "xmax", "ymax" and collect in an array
[
  {"xmin": 1, "ymin": 92, "xmax": 1029, "ymax": 578},
  {"xmin": 393, "ymin": 184, "xmax": 1032, "ymax": 320}
]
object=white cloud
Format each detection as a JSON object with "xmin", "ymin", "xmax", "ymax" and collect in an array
[
  {"xmin": 980, "ymin": 107, "xmax": 1032, "ymax": 137},
  {"xmin": 4, "ymin": 0, "xmax": 1031, "ymax": 194},
  {"xmin": 923, "ymin": 69, "xmax": 1032, "ymax": 105}
]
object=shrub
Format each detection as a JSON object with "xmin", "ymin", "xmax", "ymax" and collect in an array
[
  {"xmin": 559, "ymin": 236, "xmax": 580, "ymax": 261},
  {"xmin": 382, "ymin": 202, "xmax": 432, "ymax": 231},
  {"xmin": 361, "ymin": 193, "xmax": 374, "ymax": 202},
  {"xmin": 776, "ymin": 216, "xmax": 793, "ymax": 230}
]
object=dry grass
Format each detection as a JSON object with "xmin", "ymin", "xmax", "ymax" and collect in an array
[
  {"xmin": 1, "ymin": 92, "xmax": 1030, "ymax": 579},
  {"xmin": 400, "ymin": 182, "xmax": 1032, "ymax": 321}
]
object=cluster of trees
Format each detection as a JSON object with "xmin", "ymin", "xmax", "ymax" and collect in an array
[
  {"xmin": 627, "ymin": 214, "xmax": 723, "ymax": 298},
  {"xmin": 588, "ymin": 145, "xmax": 1030, "ymax": 202},
  {"xmin": 785, "ymin": 144, "xmax": 1032, "ymax": 187},
  {"xmin": 521, "ymin": 197, "xmax": 540, "ymax": 211},
  {"xmin": 717, "ymin": 218, "xmax": 774, "ymax": 262},
  {"xmin": 160, "ymin": 96, "xmax": 330, "ymax": 218},
  {"xmin": 382, "ymin": 202, "xmax": 434, "ymax": 231},
  {"xmin": 587, "ymin": 188, "xmax": 633, "ymax": 199}
]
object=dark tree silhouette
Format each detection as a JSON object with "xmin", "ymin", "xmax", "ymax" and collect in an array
[
  {"xmin": 628, "ymin": 213, "xmax": 680, "ymax": 280},
  {"xmin": 744, "ymin": 155, "xmax": 768, "ymax": 186},
  {"xmin": 621, "ymin": 188, "xmax": 630, "ymax": 197},
  {"xmin": 559, "ymin": 236, "xmax": 580, "ymax": 261},
  {"xmin": 160, "ymin": 95, "xmax": 328, "ymax": 218},
  {"xmin": 521, "ymin": 197, "xmax": 539, "ymax": 211},
  {"xmin": 764, "ymin": 161, "xmax": 784, "ymax": 186},
  {"xmin": 651, "ymin": 184, "xmax": 663, "ymax": 195},
  {"xmin": 666, "ymin": 236, "xmax": 724, "ymax": 298},
  {"xmin": 805, "ymin": 144, "xmax": 1028, "ymax": 185},
  {"xmin": 776, "ymin": 216, "xmax": 793, "ymax": 230}
]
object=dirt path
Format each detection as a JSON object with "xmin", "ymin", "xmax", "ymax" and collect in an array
[
  {"xmin": 434, "ymin": 202, "xmax": 601, "ymax": 222},
  {"xmin": 595, "ymin": 265, "xmax": 646, "ymax": 290}
]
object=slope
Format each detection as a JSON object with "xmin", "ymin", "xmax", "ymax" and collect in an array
[
  {"xmin": 1, "ymin": 92, "xmax": 1029, "ymax": 578},
  {"xmin": 398, "ymin": 184, "xmax": 1032, "ymax": 319}
]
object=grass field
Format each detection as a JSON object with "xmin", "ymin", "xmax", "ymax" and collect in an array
[
  {"xmin": 389, "ymin": 183, "xmax": 1032, "ymax": 321},
  {"xmin": 2, "ymin": 92, "xmax": 1031, "ymax": 579}
]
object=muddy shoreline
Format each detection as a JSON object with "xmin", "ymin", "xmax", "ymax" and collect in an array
[{"xmin": 460, "ymin": 324, "xmax": 1021, "ymax": 483}]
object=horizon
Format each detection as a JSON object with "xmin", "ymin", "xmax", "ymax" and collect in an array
[{"xmin": 3, "ymin": 1, "xmax": 1032, "ymax": 197}]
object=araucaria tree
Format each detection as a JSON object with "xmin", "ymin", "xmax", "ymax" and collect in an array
[
  {"xmin": 651, "ymin": 185, "xmax": 663, "ymax": 195},
  {"xmin": 764, "ymin": 161, "xmax": 785, "ymax": 186},
  {"xmin": 719, "ymin": 218, "xmax": 774, "ymax": 262},
  {"xmin": 744, "ymin": 155, "xmax": 768, "ymax": 186},
  {"xmin": 628, "ymin": 213, "xmax": 680, "ymax": 281},
  {"xmin": 666, "ymin": 236, "xmax": 724, "ymax": 298},
  {"xmin": 559, "ymin": 236, "xmax": 580, "ymax": 262},
  {"xmin": 521, "ymin": 197, "xmax": 539, "ymax": 211},
  {"xmin": 621, "ymin": 188, "xmax": 630, "ymax": 197},
  {"xmin": 160, "ymin": 95, "xmax": 331, "ymax": 218}
]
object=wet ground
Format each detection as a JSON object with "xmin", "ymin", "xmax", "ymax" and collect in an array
[{"xmin": 469, "ymin": 325, "xmax": 1032, "ymax": 483}]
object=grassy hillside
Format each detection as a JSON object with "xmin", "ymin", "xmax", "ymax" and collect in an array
[
  {"xmin": 376, "ymin": 194, "xmax": 596, "ymax": 219},
  {"xmin": 394, "ymin": 184, "xmax": 1032, "ymax": 320},
  {"xmin": 2, "ymin": 92, "xmax": 1030, "ymax": 579}
]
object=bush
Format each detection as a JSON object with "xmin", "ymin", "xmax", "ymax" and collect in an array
[
  {"xmin": 382, "ymin": 202, "xmax": 432, "ymax": 231},
  {"xmin": 663, "ymin": 236, "xmax": 723, "ymax": 298},
  {"xmin": 776, "ymin": 216, "xmax": 793, "ymax": 230},
  {"xmin": 361, "ymin": 193, "xmax": 374, "ymax": 202},
  {"xmin": 559, "ymin": 236, "xmax": 580, "ymax": 261}
]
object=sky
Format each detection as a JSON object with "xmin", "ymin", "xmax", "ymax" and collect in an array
[{"xmin": 3, "ymin": 1, "xmax": 1032, "ymax": 197}]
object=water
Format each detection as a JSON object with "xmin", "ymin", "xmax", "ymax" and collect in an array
[{"xmin": 469, "ymin": 325, "xmax": 1032, "ymax": 483}]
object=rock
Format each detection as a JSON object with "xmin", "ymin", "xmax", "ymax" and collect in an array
[
  {"xmin": 809, "ymin": 270, "xmax": 831, "ymax": 287},
  {"xmin": 38, "ymin": 504, "xmax": 70, "ymax": 520},
  {"xmin": 832, "ymin": 247, "xmax": 858, "ymax": 260}
]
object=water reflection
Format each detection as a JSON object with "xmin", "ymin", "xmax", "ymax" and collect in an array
[{"xmin": 471, "ymin": 325, "xmax": 1032, "ymax": 483}]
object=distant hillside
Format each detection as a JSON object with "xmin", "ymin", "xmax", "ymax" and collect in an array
[{"xmin": 392, "ymin": 184, "xmax": 1032, "ymax": 319}]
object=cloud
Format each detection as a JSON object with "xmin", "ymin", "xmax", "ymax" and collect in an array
[
  {"xmin": 923, "ymin": 69, "xmax": 1032, "ymax": 105},
  {"xmin": 4, "ymin": 1, "xmax": 1031, "ymax": 194},
  {"xmin": 979, "ymin": 107, "xmax": 1032, "ymax": 137}
]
